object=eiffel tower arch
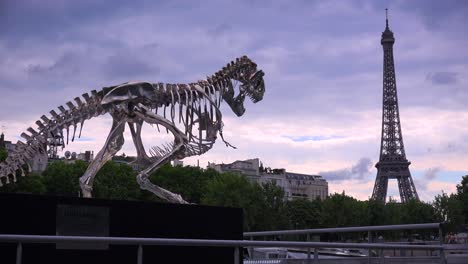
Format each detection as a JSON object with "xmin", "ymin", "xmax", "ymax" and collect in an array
[{"xmin": 371, "ymin": 10, "xmax": 419, "ymax": 203}]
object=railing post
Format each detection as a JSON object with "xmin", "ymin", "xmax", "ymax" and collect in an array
[
  {"xmin": 137, "ymin": 245, "xmax": 143, "ymax": 264},
  {"xmin": 307, "ymin": 234, "xmax": 311, "ymax": 264},
  {"xmin": 16, "ymin": 242, "xmax": 22, "ymax": 264},
  {"xmin": 439, "ymin": 224, "xmax": 446, "ymax": 264},
  {"xmin": 248, "ymin": 236, "xmax": 253, "ymax": 260},
  {"xmin": 368, "ymin": 231, "xmax": 372, "ymax": 264},
  {"xmin": 314, "ymin": 247, "xmax": 318, "ymax": 263},
  {"xmin": 234, "ymin": 246, "xmax": 240, "ymax": 264}
]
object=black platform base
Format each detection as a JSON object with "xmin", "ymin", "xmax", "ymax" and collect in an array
[{"xmin": 0, "ymin": 193, "xmax": 243, "ymax": 264}]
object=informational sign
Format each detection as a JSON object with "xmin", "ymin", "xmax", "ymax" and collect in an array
[{"xmin": 56, "ymin": 204, "xmax": 109, "ymax": 250}]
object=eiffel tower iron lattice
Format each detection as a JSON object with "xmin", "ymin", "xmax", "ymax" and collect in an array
[{"xmin": 371, "ymin": 10, "xmax": 419, "ymax": 203}]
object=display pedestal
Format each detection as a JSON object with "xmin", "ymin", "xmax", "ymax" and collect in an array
[{"xmin": 0, "ymin": 193, "xmax": 243, "ymax": 264}]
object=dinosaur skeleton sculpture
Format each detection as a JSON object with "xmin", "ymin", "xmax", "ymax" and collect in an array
[{"xmin": 0, "ymin": 56, "xmax": 265, "ymax": 203}]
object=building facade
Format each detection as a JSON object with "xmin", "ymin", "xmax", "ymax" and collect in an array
[{"xmin": 208, "ymin": 158, "xmax": 328, "ymax": 201}]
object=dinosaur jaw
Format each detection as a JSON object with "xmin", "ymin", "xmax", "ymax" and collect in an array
[{"xmin": 225, "ymin": 93, "xmax": 246, "ymax": 117}]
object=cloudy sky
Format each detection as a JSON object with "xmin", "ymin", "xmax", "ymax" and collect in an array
[{"xmin": 1, "ymin": 0, "xmax": 467, "ymax": 202}]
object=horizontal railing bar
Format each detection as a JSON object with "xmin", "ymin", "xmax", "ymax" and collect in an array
[
  {"xmin": 0, "ymin": 234, "xmax": 444, "ymax": 250},
  {"xmin": 243, "ymin": 223, "xmax": 441, "ymax": 237}
]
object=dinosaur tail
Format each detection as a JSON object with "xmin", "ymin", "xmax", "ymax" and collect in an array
[
  {"xmin": 0, "ymin": 142, "xmax": 41, "ymax": 186},
  {"xmin": 0, "ymin": 88, "xmax": 109, "ymax": 186}
]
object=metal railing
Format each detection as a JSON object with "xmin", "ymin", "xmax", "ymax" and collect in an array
[
  {"xmin": 243, "ymin": 223, "xmax": 442, "ymax": 237},
  {"xmin": 243, "ymin": 223, "xmax": 446, "ymax": 264},
  {"xmin": 0, "ymin": 233, "xmax": 447, "ymax": 264}
]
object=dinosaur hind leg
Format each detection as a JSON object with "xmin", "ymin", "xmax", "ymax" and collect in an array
[
  {"xmin": 79, "ymin": 118, "xmax": 126, "ymax": 198},
  {"xmin": 136, "ymin": 142, "xmax": 188, "ymax": 204},
  {"xmin": 133, "ymin": 105, "xmax": 188, "ymax": 203},
  {"xmin": 128, "ymin": 120, "xmax": 152, "ymax": 167}
]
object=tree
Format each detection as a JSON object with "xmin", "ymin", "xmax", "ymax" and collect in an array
[
  {"xmin": 434, "ymin": 191, "xmax": 464, "ymax": 232},
  {"xmin": 0, "ymin": 148, "xmax": 7, "ymax": 162},
  {"xmin": 150, "ymin": 164, "xmax": 217, "ymax": 204},
  {"xmin": 321, "ymin": 193, "xmax": 364, "ymax": 228},
  {"xmin": 255, "ymin": 182, "xmax": 288, "ymax": 231},
  {"xmin": 400, "ymin": 199, "xmax": 436, "ymax": 224},
  {"xmin": 367, "ymin": 199, "xmax": 386, "ymax": 226},
  {"xmin": 201, "ymin": 172, "xmax": 264, "ymax": 231},
  {"xmin": 285, "ymin": 198, "xmax": 322, "ymax": 230},
  {"xmin": 42, "ymin": 160, "xmax": 87, "ymax": 196},
  {"xmin": 12, "ymin": 173, "xmax": 47, "ymax": 194},
  {"xmin": 456, "ymin": 175, "xmax": 468, "ymax": 224},
  {"xmin": 93, "ymin": 162, "xmax": 141, "ymax": 200}
]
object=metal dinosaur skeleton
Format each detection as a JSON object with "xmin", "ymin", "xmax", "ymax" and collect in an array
[{"xmin": 0, "ymin": 56, "xmax": 265, "ymax": 203}]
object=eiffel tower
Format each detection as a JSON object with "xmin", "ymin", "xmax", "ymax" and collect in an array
[{"xmin": 371, "ymin": 10, "xmax": 419, "ymax": 203}]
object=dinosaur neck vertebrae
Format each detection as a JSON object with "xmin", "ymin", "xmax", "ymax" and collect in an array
[{"xmin": 0, "ymin": 55, "xmax": 265, "ymax": 203}]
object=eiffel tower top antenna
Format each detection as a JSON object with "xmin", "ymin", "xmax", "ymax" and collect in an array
[{"xmin": 385, "ymin": 8, "xmax": 389, "ymax": 28}]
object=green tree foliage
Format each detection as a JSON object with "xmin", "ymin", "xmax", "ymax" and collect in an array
[
  {"xmin": 93, "ymin": 162, "xmax": 141, "ymax": 200},
  {"xmin": 0, "ymin": 173, "xmax": 46, "ymax": 194},
  {"xmin": 456, "ymin": 175, "xmax": 468, "ymax": 224},
  {"xmin": 0, "ymin": 148, "xmax": 7, "ymax": 162},
  {"xmin": 321, "ymin": 193, "xmax": 364, "ymax": 228},
  {"xmin": 400, "ymin": 199, "xmax": 435, "ymax": 224},
  {"xmin": 253, "ymin": 182, "xmax": 289, "ymax": 231},
  {"xmin": 13, "ymin": 173, "xmax": 47, "ymax": 194},
  {"xmin": 433, "ymin": 191, "xmax": 464, "ymax": 232},
  {"xmin": 201, "ymin": 172, "xmax": 264, "ymax": 231},
  {"xmin": 42, "ymin": 160, "xmax": 87, "ymax": 196},
  {"xmin": 150, "ymin": 164, "xmax": 217, "ymax": 204},
  {"xmin": 285, "ymin": 198, "xmax": 322, "ymax": 230},
  {"xmin": 3, "ymin": 160, "xmax": 467, "ymax": 237}
]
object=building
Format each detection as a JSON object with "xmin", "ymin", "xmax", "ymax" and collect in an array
[
  {"xmin": 173, "ymin": 159, "xmax": 184, "ymax": 167},
  {"xmin": 208, "ymin": 158, "xmax": 328, "ymax": 201},
  {"xmin": 0, "ymin": 133, "xmax": 16, "ymax": 154},
  {"xmin": 77, "ymin": 151, "xmax": 94, "ymax": 162}
]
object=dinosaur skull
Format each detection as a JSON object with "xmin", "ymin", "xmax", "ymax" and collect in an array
[
  {"xmin": 240, "ymin": 69, "xmax": 265, "ymax": 103},
  {"xmin": 222, "ymin": 57, "xmax": 266, "ymax": 117}
]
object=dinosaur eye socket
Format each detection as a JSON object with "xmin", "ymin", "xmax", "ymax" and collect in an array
[{"xmin": 256, "ymin": 80, "xmax": 263, "ymax": 88}]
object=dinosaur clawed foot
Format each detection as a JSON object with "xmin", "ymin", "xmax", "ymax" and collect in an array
[
  {"xmin": 80, "ymin": 182, "xmax": 93, "ymax": 198},
  {"xmin": 136, "ymin": 172, "xmax": 189, "ymax": 204}
]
